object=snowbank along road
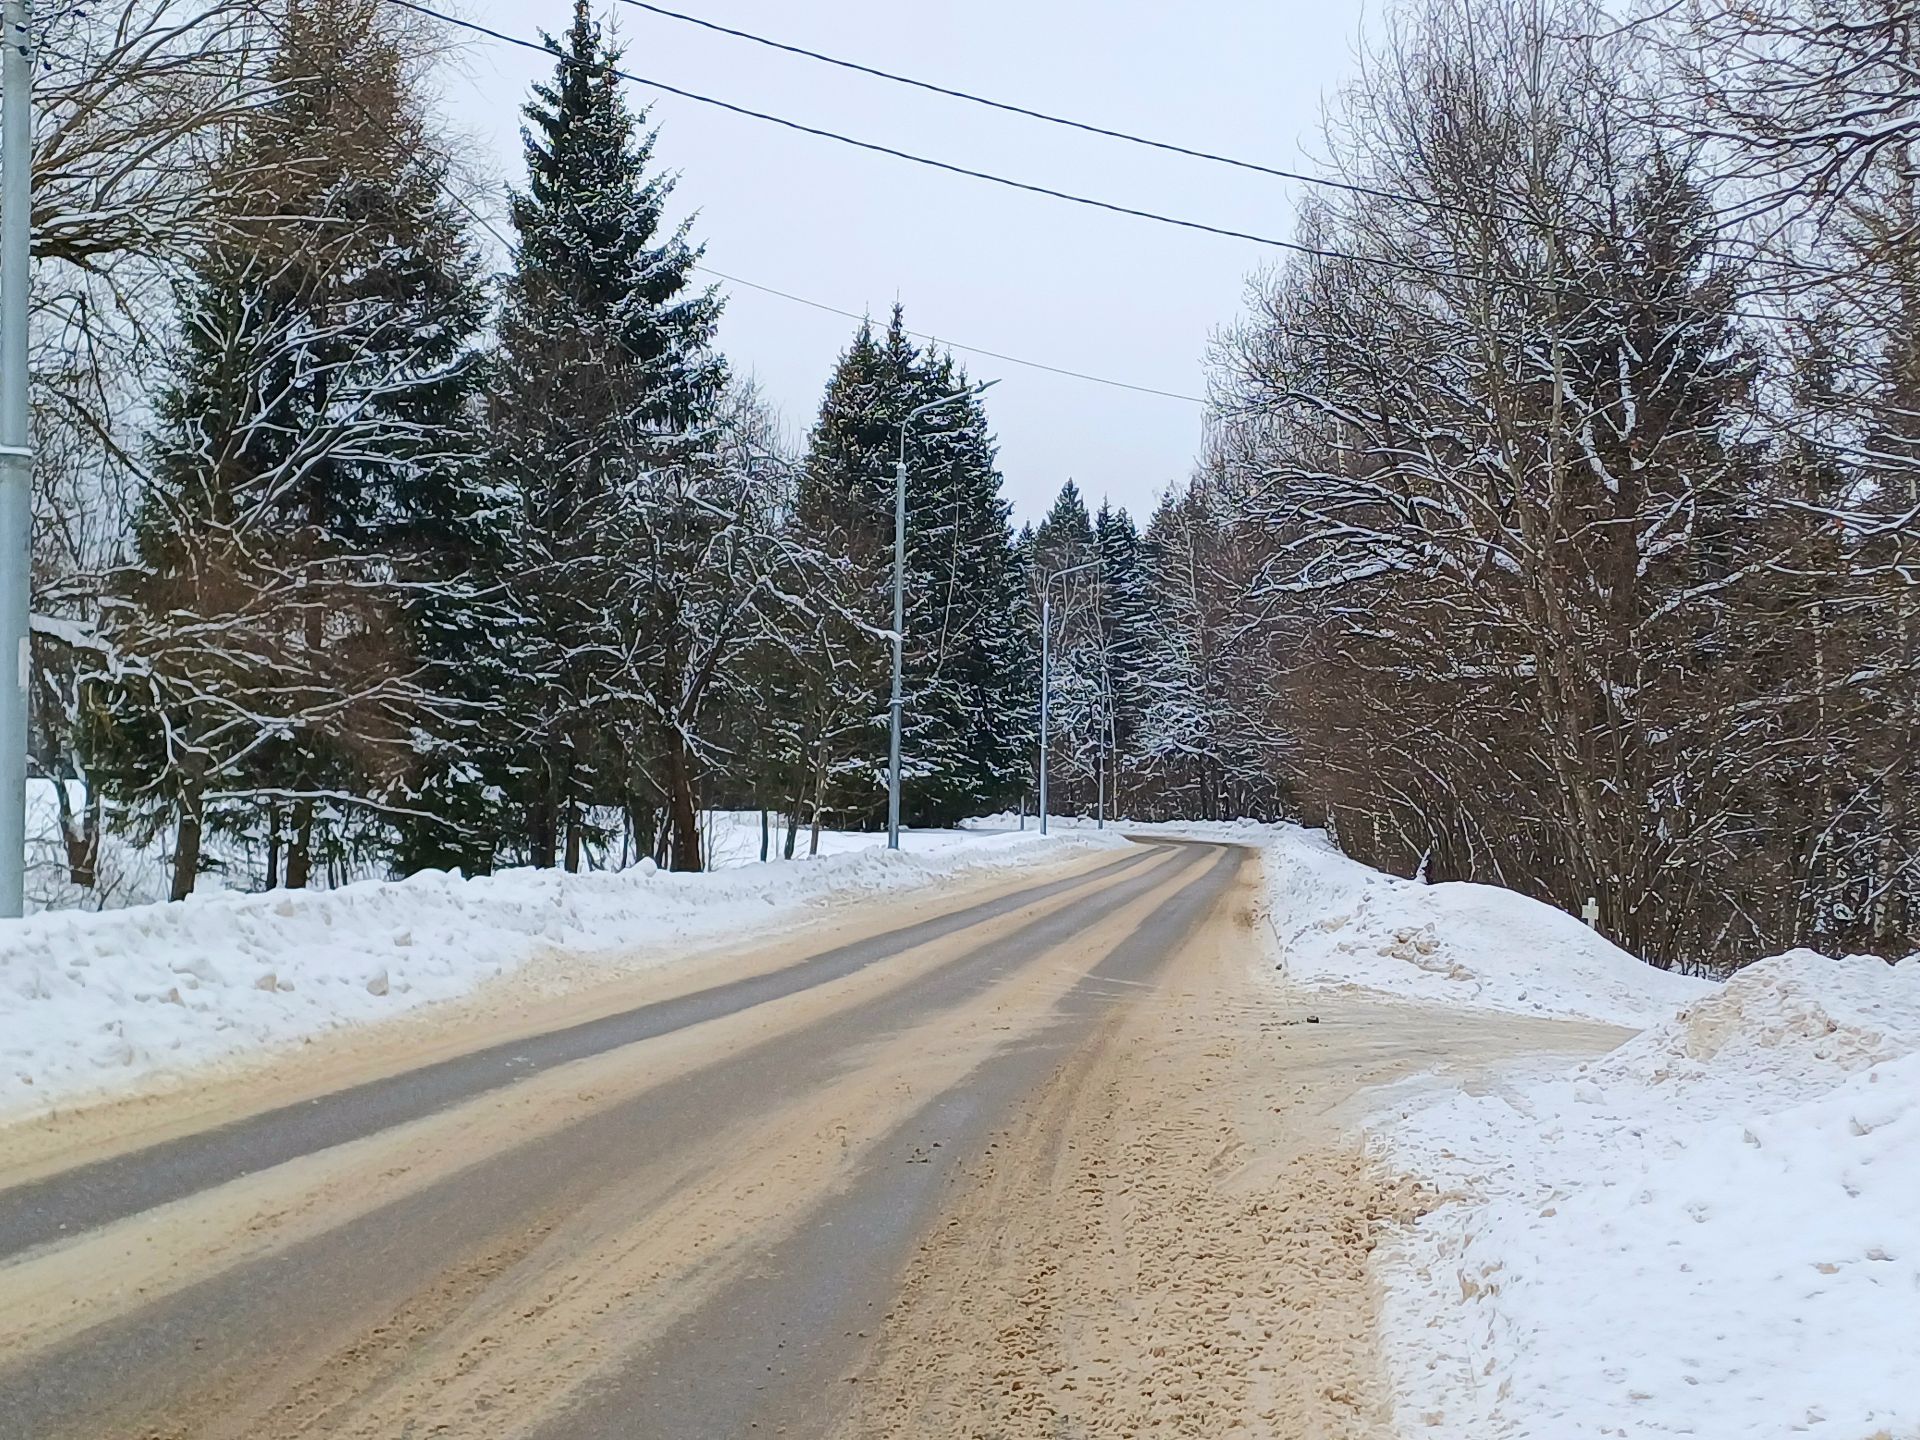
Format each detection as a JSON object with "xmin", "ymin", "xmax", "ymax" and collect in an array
[{"xmin": 0, "ymin": 837, "xmax": 1614, "ymax": 1438}]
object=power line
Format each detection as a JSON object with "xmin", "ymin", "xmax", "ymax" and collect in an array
[
  {"xmin": 612, "ymin": 0, "xmax": 1856, "ymax": 289},
  {"xmin": 382, "ymin": 0, "xmax": 1481, "ymax": 284},
  {"xmin": 428, "ymin": 137, "xmax": 1206, "ymax": 405},
  {"xmin": 426, "ymin": 114, "xmax": 1204, "ymax": 406},
  {"xmin": 696, "ymin": 264, "xmax": 1205, "ymax": 404},
  {"xmin": 614, "ymin": 0, "xmax": 1441, "ymax": 214},
  {"xmin": 391, "ymin": 0, "xmax": 1815, "ymax": 322}
]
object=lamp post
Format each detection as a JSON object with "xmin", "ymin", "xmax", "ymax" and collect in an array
[
  {"xmin": 888, "ymin": 378, "xmax": 998, "ymax": 850},
  {"xmin": 1038, "ymin": 558, "xmax": 1100, "ymax": 837},
  {"xmin": 0, "ymin": 0, "xmax": 33, "ymax": 918}
]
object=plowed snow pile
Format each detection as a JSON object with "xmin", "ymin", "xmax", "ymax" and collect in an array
[
  {"xmin": 1263, "ymin": 826, "xmax": 1711, "ymax": 1025},
  {"xmin": 1370, "ymin": 949, "xmax": 1920, "ymax": 1440},
  {"xmin": 1596, "ymin": 947, "xmax": 1920, "ymax": 1087},
  {"xmin": 0, "ymin": 829, "xmax": 1121, "ymax": 1119}
]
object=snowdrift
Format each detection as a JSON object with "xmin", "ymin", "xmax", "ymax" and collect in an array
[
  {"xmin": 1236, "ymin": 825, "xmax": 1919, "ymax": 1436},
  {"xmin": 1263, "ymin": 825, "xmax": 1712, "ymax": 1026},
  {"xmin": 1595, "ymin": 946, "xmax": 1920, "ymax": 1087},
  {"xmin": 0, "ymin": 828, "xmax": 1122, "ymax": 1119},
  {"xmin": 1373, "ymin": 948, "xmax": 1920, "ymax": 1439}
]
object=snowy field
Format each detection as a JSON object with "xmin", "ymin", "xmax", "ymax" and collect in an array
[
  {"xmin": 1241, "ymin": 824, "xmax": 1919, "ymax": 1440},
  {"xmin": 0, "ymin": 814, "xmax": 1120, "ymax": 1120}
]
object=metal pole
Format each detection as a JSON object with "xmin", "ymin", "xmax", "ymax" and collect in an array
[
  {"xmin": 884, "ymin": 380, "xmax": 997, "ymax": 850},
  {"xmin": 1096, "ymin": 705, "xmax": 1105, "ymax": 830},
  {"xmin": 0, "ymin": 0, "xmax": 31, "ymax": 919},
  {"xmin": 886, "ymin": 456, "xmax": 906, "ymax": 851},
  {"xmin": 1038, "ymin": 590, "xmax": 1049, "ymax": 836}
]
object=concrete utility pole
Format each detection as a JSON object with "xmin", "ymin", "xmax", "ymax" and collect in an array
[
  {"xmin": 1038, "ymin": 558, "xmax": 1100, "ymax": 837},
  {"xmin": 887, "ymin": 378, "xmax": 998, "ymax": 851},
  {"xmin": 0, "ymin": 0, "xmax": 32, "ymax": 918}
]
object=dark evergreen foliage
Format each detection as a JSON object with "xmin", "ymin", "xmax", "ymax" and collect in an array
[
  {"xmin": 87, "ymin": 0, "xmax": 496, "ymax": 895},
  {"xmin": 791, "ymin": 310, "xmax": 1030, "ymax": 830},
  {"xmin": 491, "ymin": 0, "xmax": 728, "ymax": 871}
]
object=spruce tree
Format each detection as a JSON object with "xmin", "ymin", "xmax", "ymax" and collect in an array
[
  {"xmin": 1031, "ymin": 480, "xmax": 1101, "ymax": 812},
  {"xmin": 788, "ymin": 319, "xmax": 898, "ymax": 838},
  {"xmin": 901, "ymin": 347, "xmax": 1029, "ymax": 824},
  {"xmin": 1034, "ymin": 480, "xmax": 1096, "ymax": 573},
  {"xmin": 1094, "ymin": 502, "xmax": 1152, "ymax": 806},
  {"xmin": 493, "ymin": 0, "xmax": 727, "ymax": 870},
  {"xmin": 795, "ymin": 309, "xmax": 1028, "ymax": 829},
  {"xmin": 88, "ymin": 0, "xmax": 494, "ymax": 895}
]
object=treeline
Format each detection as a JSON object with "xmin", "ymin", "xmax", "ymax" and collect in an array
[
  {"xmin": 1019, "ymin": 479, "xmax": 1286, "ymax": 824},
  {"xmin": 1203, "ymin": 0, "xmax": 1918, "ymax": 967},
  {"xmin": 27, "ymin": 0, "xmax": 1240, "ymax": 898}
]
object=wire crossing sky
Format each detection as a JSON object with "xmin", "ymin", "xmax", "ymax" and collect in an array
[{"xmin": 433, "ymin": 0, "xmax": 1350, "ymax": 521}]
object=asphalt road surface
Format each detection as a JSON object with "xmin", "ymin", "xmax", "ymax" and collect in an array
[{"xmin": 0, "ymin": 839, "xmax": 1619, "ymax": 1439}]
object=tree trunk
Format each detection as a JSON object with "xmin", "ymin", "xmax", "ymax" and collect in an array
[
  {"xmin": 759, "ymin": 807, "xmax": 770, "ymax": 863},
  {"xmin": 808, "ymin": 735, "xmax": 828, "ymax": 858},
  {"xmin": 171, "ymin": 796, "xmax": 203, "ymax": 903},
  {"xmin": 624, "ymin": 796, "xmax": 658, "ymax": 870},
  {"xmin": 664, "ymin": 731, "xmax": 702, "ymax": 872},
  {"xmin": 285, "ymin": 798, "xmax": 314, "ymax": 890},
  {"xmin": 265, "ymin": 801, "xmax": 281, "ymax": 890},
  {"xmin": 55, "ymin": 779, "xmax": 100, "ymax": 889},
  {"xmin": 564, "ymin": 797, "xmax": 582, "ymax": 873},
  {"xmin": 530, "ymin": 748, "xmax": 562, "ymax": 869}
]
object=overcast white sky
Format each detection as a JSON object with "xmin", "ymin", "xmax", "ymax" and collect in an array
[{"xmin": 432, "ymin": 1, "xmax": 1366, "ymax": 523}]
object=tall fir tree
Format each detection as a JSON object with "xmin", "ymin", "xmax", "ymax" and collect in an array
[
  {"xmin": 1093, "ymin": 501, "xmax": 1152, "ymax": 806},
  {"xmin": 905, "ymin": 347, "xmax": 1030, "ymax": 823},
  {"xmin": 87, "ymin": 0, "xmax": 494, "ymax": 896},
  {"xmin": 1031, "ymin": 480, "xmax": 1104, "ymax": 812},
  {"xmin": 1033, "ymin": 480, "xmax": 1096, "ymax": 573},
  {"xmin": 493, "ymin": 0, "xmax": 727, "ymax": 870},
  {"xmin": 794, "ymin": 309, "xmax": 1028, "ymax": 829}
]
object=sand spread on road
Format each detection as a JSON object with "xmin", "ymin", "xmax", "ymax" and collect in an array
[
  {"xmin": 0, "ymin": 842, "xmax": 1621, "ymax": 1440},
  {"xmin": 838, "ymin": 869, "xmax": 1616, "ymax": 1438}
]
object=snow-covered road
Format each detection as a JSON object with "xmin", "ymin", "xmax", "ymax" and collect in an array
[{"xmin": 3, "ymin": 816, "xmax": 1912, "ymax": 1439}]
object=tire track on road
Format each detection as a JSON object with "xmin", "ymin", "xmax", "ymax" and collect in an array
[
  {"xmin": 0, "ymin": 845, "xmax": 1161, "ymax": 1262},
  {"xmin": 529, "ymin": 845, "xmax": 1245, "ymax": 1440},
  {"xmin": 0, "ymin": 844, "xmax": 1207, "ymax": 1440}
]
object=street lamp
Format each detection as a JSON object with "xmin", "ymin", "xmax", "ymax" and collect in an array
[
  {"xmin": 887, "ymin": 378, "xmax": 999, "ymax": 850},
  {"xmin": 1038, "ymin": 558, "xmax": 1101, "ymax": 837}
]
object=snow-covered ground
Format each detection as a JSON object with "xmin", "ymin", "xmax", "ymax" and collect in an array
[
  {"xmin": 1261, "ymin": 825, "xmax": 1713, "ymax": 1027},
  {"xmin": 1373, "ymin": 952, "xmax": 1919, "ymax": 1439},
  {"xmin": 964, "ymin": 812, "xmax": 1284, "ymax": 847},
  {"xmin": 703, "ymin": 810, "xmax": 1028, "ymax": 868},
  {"xmin": 24, "ymin": 781, "xmax": 1030, "ymax": 912},
  {"xmin": 0, "ymin": 823, "xmax": 1121, "ymax": 1121},
  {"xmin": 1240, "ymin": 823, "xmax": 1920, "ymax": 1440}
]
